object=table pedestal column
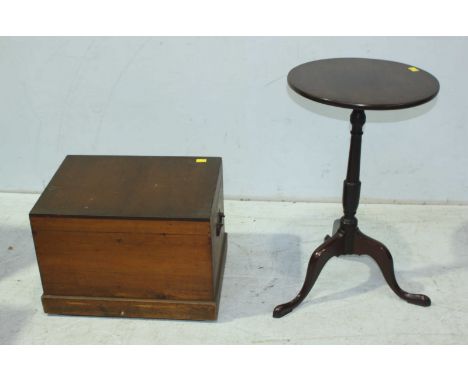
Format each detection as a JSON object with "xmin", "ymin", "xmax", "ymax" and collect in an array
[{"xmin": 273, "ymin": 109, "xmax": 431, "ymax": 318}]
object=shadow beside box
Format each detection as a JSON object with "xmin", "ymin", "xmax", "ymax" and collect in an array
[{"xmin": 29, "ymin": 155, "xmax": 227, "ymax": 321}]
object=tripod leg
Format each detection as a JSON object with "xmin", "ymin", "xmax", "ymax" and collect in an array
[
  {"xmin": 354, "ymin": 229, "xmax": 430, "ymax": 307},
  {"xmin": 273, "ymin": 231, "xmax": 345, "ymax": 318},
  {"xmin": 324, "ymin": 218, "xmax": 341, "ymax": 242}
]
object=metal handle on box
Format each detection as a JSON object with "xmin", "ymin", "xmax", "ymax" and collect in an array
[{"xmin": 216, "ymin": 212, "xmax": 225, "ymax": 236}]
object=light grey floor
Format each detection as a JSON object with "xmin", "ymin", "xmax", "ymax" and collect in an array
[{"xmin": 1, "ymin": 192, "xmax": 467, "ymax": 344}]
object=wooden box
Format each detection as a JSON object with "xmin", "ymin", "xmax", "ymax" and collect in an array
[{"xmin": 30, "ymin": 155, "xmax": 227, "ymax": 321}]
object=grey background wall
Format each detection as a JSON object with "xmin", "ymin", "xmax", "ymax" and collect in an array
[{"xmin": 1, "ymin": 37, "xmax": 467, "ymax": 203}]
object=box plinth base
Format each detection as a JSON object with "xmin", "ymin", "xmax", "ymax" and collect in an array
[{"xmin": 42, "ymin": 295, "xmax": 218, "ymax": 321}]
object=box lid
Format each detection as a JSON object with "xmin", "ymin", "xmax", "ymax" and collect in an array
[{"xmin": 30, "ymin": 155, "xmax": 222, "ymax": 221}]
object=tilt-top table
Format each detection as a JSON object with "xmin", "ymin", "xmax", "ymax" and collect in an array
[{"xmin": 273, "ymin": 58, "xmax": 439, "ymax": 318}]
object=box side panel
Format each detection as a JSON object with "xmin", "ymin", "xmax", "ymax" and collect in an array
[
  {"xmin": 29, "ymin": 217, "xmax": 50, "ymax": 295},
  {"xmin": 31, "ymin": 218, "xmax": 214, "ymax": 301},
  {"xmin": 210, "ymin": 166, "xmax": 226, "ymax": 292}
]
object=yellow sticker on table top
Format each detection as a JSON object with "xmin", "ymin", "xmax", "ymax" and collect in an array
[
  {"xmin": 195, "ymin": 158, "xmax": 207, "ymax": 163},
  {"xmin": 408, "ymin": 66, "xmax": 420, "ymax": 72}
]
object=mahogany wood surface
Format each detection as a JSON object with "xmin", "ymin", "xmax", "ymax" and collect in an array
[
  {"xmin": 288, "ymin": 58, "xmax": 439, "ymax": 110},
  {"xmin": 33, "ymin": 219, "xmax": 214, "ymax": 300},
  {"xmin": 30, "ymin": 155, "xmax": 222, "ymax": 220}
]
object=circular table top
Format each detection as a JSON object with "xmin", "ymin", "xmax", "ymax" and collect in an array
[{"xmin": 287, "ymin": 58, "xmax": 440, "ymax": 110}]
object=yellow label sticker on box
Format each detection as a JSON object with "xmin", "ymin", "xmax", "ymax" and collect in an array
[
  {"xmin": 196, "ymin": 158, "xmax": 207, "ymax": 163},
  {"xmin": 408, "ymin": 66, "xmax": 420, "ymax": 72}
]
